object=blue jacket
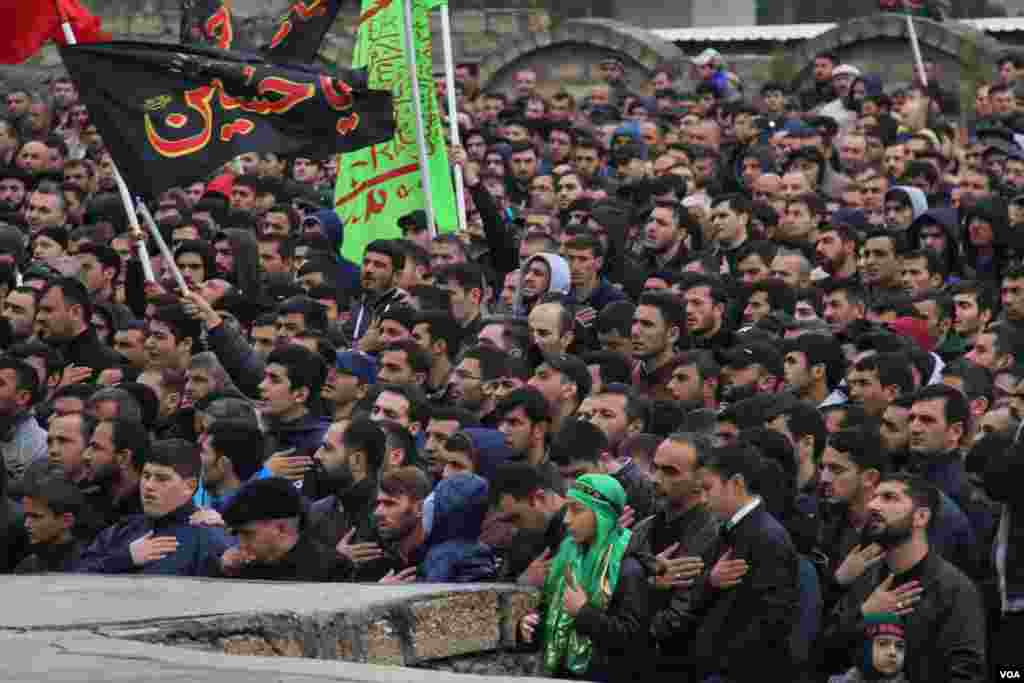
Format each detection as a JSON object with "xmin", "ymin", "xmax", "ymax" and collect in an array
[
  {"xmin": 264, "ymin": 412, "xmax": 332, "ymax": 457},
  {"xmin": 462, "ymin": 428, "xmax": 512, "ymax": 483},
  {"xmin": 75, "ymin": 502, "xmax": 230, "ymax": 576},
  {"xmin": 421, "ymin": 473, "xmax": 495, "ymax": 582},
  {"xmin": 314, "ymin": 209, "xmax": 360, "ymax": 296}
]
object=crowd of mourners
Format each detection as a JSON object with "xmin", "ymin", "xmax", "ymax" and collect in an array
[{"xmin": 2, "ymin": 44, "xmax": 1024, "ymax": 683}]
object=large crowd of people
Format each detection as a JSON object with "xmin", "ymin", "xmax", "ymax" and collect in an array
[{"xmin": 0, "ymin": 44, "xmax": 1022, "ymax": 682}]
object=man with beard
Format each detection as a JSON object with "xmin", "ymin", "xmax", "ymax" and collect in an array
[
  {"xmin": 821, "ymin": 475, "xmax": 986, "ymax": 683},
  {"xmin": 0, "ymin": 118, "xmax": 19, "ymax": 168},
  {"xmin": 880, "ymin": 395, "xmax": 914, "ymax": 471},
  {"xmin": 489, "ymin": 462, "xmax": 569, "ymax": 584},
  {"xmin": 332, "ymin": 465, "xmax": 432, "ymax": 583},
  {"xmin": 514, "ymin": 252, "xmax": 570, "ymax": 317},
  {"xmin": 0, "ymin": 166, "xmax": 29, "ymax": 213},
  {"xmin": 847, "ymin": 353, "xmax": 914, "ymax": 419},
  {"xmin": 449, "ymin": 345, "xmax": 507, "ymax": 421},
  {"xmin": 304, "ymin": 419, "xmax": 386, "ymax": 561},
  {"xmin": 25, "ymin": 183, "xmax": 68, "ymax": 234},
  {"xmin": 816, "ymin": 428, "xmax": 887, "ymax": 602},
  {"xmin": 949, "ymin": 281, "xmax": 995, "ymax": 349},
  {"xmin": 422, "ymin": 407, "xmax": 477, "ymax": 484},
  {"xmin": 905, "ymin": 384, "xmax": 995, "ymax": 572},
  {"xmin": 494, "ymin": 387, "xmax": 553, "ymax": 471},
  {"xmin": 708, "ymin": 194, "xmax": 754, "ymax": 272},
  {"xmin": 683, "ymin": 276, "xmax": 734, "ymax": 351},
  {"xmin": 0, "ymin": 356, "xmax": 47, "ymax": 487},
  {"xmin": 528, "ymin": 353, "xmax": 590, "ymax": 435},
  {"xmin": 629, "ymin": 201, "xmax": 691, "ymax": 276},
  {"xmin": 741, "ymin": 280, "xmax": 797, "ymax": 327},
  {"xmin": 350, "ymin": 240, "xmax": 404, "ymax": 341},
  {"xmin": 647, "ymin": 433, "xmax": 721, "ymax": 676},
  {"xmin": 721, "ymin": 342, "xmax": 784, "ymax": 402},
  {"xmin": 35, "ymin": 278, "xmax": 121, "ymax": 376},
  {"xmin": 861, "ymin": 231, "xmax": 905, "ymax": 301},
  {"xmin": 80, "ymin": 418, "xmax": 148, "ymax": 528},
  {"xmin": 577, "ymin": 385, "xmax": 655, "ymax": 519},
  {"xmin": 527, "ymin": 301, "xmax": 574, "ymax": 357},
  {"xmin": 815, "ymin": 223, "xmax": 859, "ymax": 282},
  {"xmin": 822, "ymin": 279, "xmax": 867, "ymax": 336}
]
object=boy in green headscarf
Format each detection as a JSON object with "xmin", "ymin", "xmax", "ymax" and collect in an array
[{"xmin": 518, "ymin": 474, "xmax": 652, "ymax": 681}]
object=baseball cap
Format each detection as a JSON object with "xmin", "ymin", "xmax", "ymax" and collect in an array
[
  {"xmin": 335, "ymin": 351, "xmax": 377, "ymax": 385},
  {"xmin": 832, "ymin": 64, "xmax": 861, "ymax": 78},
  {"xmin": 542, "ymin": 353, "xmax": 592, "ymax": 399},
  {"xmin": 691, "ymin": 48, "xmax": 722, "ymax": 66},
  {"xmin": 398, "ymin": 209, "xmax": 429, "ymax": 234},
  {"xmin": 722, "ymin": 342, "xmax": 783, "ymax": 377}
]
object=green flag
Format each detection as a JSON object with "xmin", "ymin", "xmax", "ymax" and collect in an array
[{"xmin": 335, "ymin": 0, "xmax": 457, "ymax": 264}]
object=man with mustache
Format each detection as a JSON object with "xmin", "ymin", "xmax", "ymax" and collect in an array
[
  {"xmin": 647, "ymin": 433, "xmax": 720, "ymax": 676},
  {"xmin": 821, "ymin": 475, "xmax": 987, "ymax": 683},
  {"xmin": 816, "ymin": 428, "xmax": 887, "ymax": 605}
]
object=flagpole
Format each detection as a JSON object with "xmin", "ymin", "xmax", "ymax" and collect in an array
[
  {"xmin": 57, "ymin": 0, "xmax": 156, "ymax": 282},
  {"xmin": 902, "ymin": 3, "xmax": 928, "ymax": 87},
  {"xmin": 438, "ymin": 2, "xmax": 467, "ymax": 235},
  {"xmin": 399, "ymin": 0, "xmax": 438, "ymax": 238},
  {"xmin": 137, "ymin": 200, "xmax": 189, "ymax": 293}
]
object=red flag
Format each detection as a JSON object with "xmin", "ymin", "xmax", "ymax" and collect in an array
[{"xmin": 0, "ymin": 0, "xmax": 108, "ymax": 64}]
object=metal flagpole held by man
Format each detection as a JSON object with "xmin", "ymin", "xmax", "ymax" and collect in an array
[
  {"xmin": 903, "ymin": 0, "xmax": 929, "ymax": 87},
  {"xmin": 400, "ymin": 0, "xmax": 438, "ymax": 238},
  {"xmin": 437, "ymin": 0, "xmax": 467, "ymax": 235},
  {"xmin": 56, "ymin": 0, "xmax": 158, "ymax": 283}
]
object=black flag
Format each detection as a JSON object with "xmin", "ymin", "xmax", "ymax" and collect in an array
[
  {"xmin": 265, "ymin": 0, "xmax": 343, "ymax": 64},
  {"xmin": 180, "ymin": 0, "xmax": 235, "ymax": 50},
  {"xmin": 60, "ymin": 41, "xmax": 395, "ymax": 197}
]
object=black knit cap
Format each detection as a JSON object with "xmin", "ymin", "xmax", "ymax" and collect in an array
[{"xmin": 222, "ymin": 477, "xmax": 302, "ymax": 529}]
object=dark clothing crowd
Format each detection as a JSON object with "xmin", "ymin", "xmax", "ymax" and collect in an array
[{"xmin": 2, "ymin": 43, "xmax": 1024, "ymax": 683}]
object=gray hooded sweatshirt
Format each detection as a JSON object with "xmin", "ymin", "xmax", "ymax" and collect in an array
[{"xmin": 513, "ymin": 252, "xmax": 571, "ymax": 318}]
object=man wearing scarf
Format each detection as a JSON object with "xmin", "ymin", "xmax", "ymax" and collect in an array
[{"xmin": 518, "ymin": 474, "xmax": 651, "ymax": 681}]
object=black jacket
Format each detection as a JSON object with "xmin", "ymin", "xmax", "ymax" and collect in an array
[
  {"xmin": 499, "ymin": 506, "xmax": 567, "ymax": 582},
  {"xmin": 14, "ymin": 539, "xmax": 84, "ymax": 573},
  {"xmin": 822, "ymin": 550, "xmax": 986, "ymax": 683},
  {"xmin": 645, "ymin": 502, "xmax": 722, "ymax": 671},
  {"xmin": 613, "ymin": 461, "xmax": 656, "ymax": 522},
  {"xmin": 306, "ymin": 478, "xmax": 378, "ymax": 550},
  {"xmin": 688, "ymin": 502, "xmax": 800, "ymax": 683},
  {"xmin": 530, "ymin": 552, "xmax": 653, "ymax": 683},
  {"xmin": 53, "ymin": 327, "xmax": 122, "ymax": 377},
  {"xmin": 217, "ymin": 534, "xmax": 346, "ymax": 582}
]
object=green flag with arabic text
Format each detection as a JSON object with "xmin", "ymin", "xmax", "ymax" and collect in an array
[{"xmin": 335, "ymin": 0, "xmax": 457, "ymax": 264}]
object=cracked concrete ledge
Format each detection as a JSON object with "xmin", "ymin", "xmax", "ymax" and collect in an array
[
  {"xmin": 0, "ymin": 575, "xmax": 541, "ymax": 680},
  {"xmin": 1, "ymin": 629, "xmax": 552, "ymax": 683}
]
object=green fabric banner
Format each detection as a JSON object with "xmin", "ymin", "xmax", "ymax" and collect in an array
[{"xmin": 335, "ymin": 0, "xmax": 457, "ymax": 264}]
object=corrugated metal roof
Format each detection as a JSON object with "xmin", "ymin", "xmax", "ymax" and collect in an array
[
  {"xmin": 651, "ymin": 16, "xmax": 1024, "ymax": 43},
  {"xmin": 962, "ymin": 16, "xmax": 1024, "ymax": 31},
  {"xmin": 651, "ymin": 23, "xmax": 835, "ymax": 42}
]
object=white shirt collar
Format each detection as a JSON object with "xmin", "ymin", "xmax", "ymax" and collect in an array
[{"xmin": 727, "ymin": 496, "xmax": 761, "ymax": 530}]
